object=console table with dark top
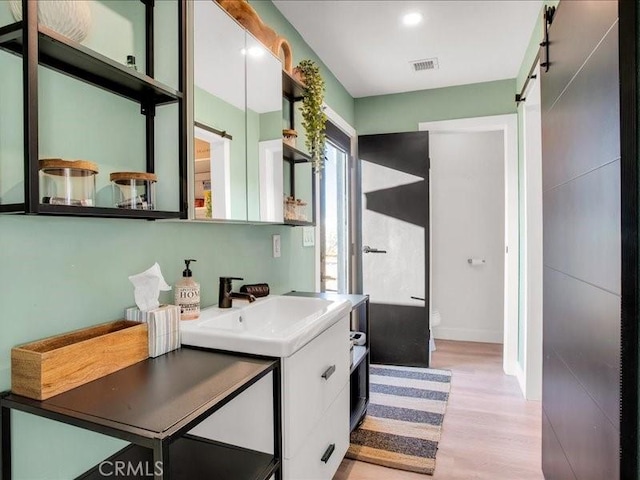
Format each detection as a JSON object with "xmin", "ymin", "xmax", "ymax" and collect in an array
[{"xmin": 0, "ymin": 347, "xmax": 282, "ymax": 480}]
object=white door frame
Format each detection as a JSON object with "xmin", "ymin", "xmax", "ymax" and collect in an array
[
  {"xmin": 519, "ymin": 65, "xmax": 543, "ymax": 400},
  {"xmin": 419, "ymin": 114, "xmax": 519, "ymax": 376},
  {"xmin": 318, "ymin": 104, "xmax": 357, "ymax": 293}
]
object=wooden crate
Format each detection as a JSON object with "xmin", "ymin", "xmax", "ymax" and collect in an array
[{"xmin": 11, "ymin": 320, "xmax": 149, "ymax": 400}]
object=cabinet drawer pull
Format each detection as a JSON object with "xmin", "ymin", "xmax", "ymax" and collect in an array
[
  {"xmin": 321, "ymin": 443, "xmax": 336, "ymax": 463},
  {"xmin": 321, "ymin": 365, "xmax": 336, "ymax": 380}
]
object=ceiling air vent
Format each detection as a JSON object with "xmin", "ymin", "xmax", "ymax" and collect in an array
[{"xmin": 410, "ymin": 58, "xmax": 439, "ymax": 72}]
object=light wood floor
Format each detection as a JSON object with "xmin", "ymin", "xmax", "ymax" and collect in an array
[{"xmin": 334, "ymin": 340, "xmax": 543, "ymax": 480}]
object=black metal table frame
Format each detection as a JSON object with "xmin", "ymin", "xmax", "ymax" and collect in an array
[{"xmin": 0, "ymin": 349, "xmax": 282, "ymax": 480}]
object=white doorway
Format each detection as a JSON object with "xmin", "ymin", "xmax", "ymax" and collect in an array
[
  {"xmin": 419, "ymin": 114, "xmax": 519, "ymax": 376},
  {"xmin": 429, "ymin": 131, "xmax": 505, "ymax": 344}
]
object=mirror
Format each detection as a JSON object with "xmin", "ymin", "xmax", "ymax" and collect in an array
[
  {"xmin": 192, "ymin": 2, "xmax": 284, "ymax": 223},
  {"xmin": 245, "ymin": 33, "xmax": 284, "ymax": 223},
  {"xmin": 193, "ymin": 0, "xmax": 247, "ymax": 221}
]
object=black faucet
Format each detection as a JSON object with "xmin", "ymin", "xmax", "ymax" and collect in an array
[
  {"xmin": 231, "ymin": 291, "xmax": 257, "ymax": 303},
  {"xmin": 218, "ymin": 277, "xmax": 243, "ymax": 308}
]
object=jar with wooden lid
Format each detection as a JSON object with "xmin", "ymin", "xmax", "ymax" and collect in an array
[
  {"xmin": 283, "ymin": 129, "xmax": 297, "ymax": 148},
  {"xmin": 39, "ymin": 159, "xmax": 98, "ymax": 207},
  {"xmin": 110, "ymin": 172, "xmax": 157, "ymax": 210}
]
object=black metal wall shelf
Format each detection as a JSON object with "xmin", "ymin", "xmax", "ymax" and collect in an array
[
  {"xmin": 0, "ymin": 204, "xmax": 24, "ymax": 214},
  {"xmin": 37, "ymin": 204, "xmax": 182, "ymax": 220},
  {"xmin": 283, "ymin": 219, "xmax": 314, "ymax": 227},
  {"xmin": 283, "ymin": 144, "xmax": 311, "ymax": 164},
  {"xmin": 0, "ymin": 0, "xmax": 188, "ymax": 220},
  {"xmin": 282, "ymin": 70, "xmax": 304, "ymax": 102},
  {"xmin": 0, "ymin": 23, "xmax": 181, "ymax": 106},
  {"xmin": 282, "ymin": 81, "xmax": 316, "ymax": 227}
]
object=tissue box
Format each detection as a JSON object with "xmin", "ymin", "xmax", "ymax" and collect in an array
[{"xmin": 125, "ymin": 305, "xmax": 181, "ymax": 358}]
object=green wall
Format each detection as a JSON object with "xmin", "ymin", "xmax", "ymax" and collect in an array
[
  {"xmin": 355, "ymin": 79, "xmax": 517, "ymax": 135},
  {"xmin": 0, "ymin": 1, "xmax": 351, "ymax": 477},
  {"xmin": 1, "ymin": 216, "xmax": 313, "ymax": 478}
]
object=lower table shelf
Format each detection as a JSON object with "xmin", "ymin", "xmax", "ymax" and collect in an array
[
  {"xmin": 350, "ymin": 346, "xmax": 368, "ymax": 374},
  {"xmin": 77, "ymin": 435, "xmax": 279, "ymax": 480},
  {"xmin": 350, "ymin": 397, "xmax": 368, "ymax": 431}
]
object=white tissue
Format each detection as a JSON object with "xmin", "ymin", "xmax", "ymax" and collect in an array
[{"xmin": 128, "ymin": 263, "xmax": 172, "ymax": 312}]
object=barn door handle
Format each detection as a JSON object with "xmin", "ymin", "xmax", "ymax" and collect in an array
[{"xmin": 363, "ymin": 245, "xmax": 387, "ymax": 254}]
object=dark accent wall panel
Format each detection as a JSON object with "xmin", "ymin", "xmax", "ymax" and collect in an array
[
  {"xmin": 617, "ymin": 1, "xmax": 639, "ymax": 476},
  {"xmin": 542, "ymin": 19, "xmax": 620, "ymax": 192},
  {"xmin": 541, "ymin": 1, "xmax": 622, "ymax": 479},
  {"xmin": 543, "ymin": 267, "xmax": 620, "ymax": 426},
  {"xmin": 542, "ymin": 348, "xmax": 619, "ymax": 480},
  {"xmin": 543, "ymin": 160, "xmax": 621, "ymax": 295},
  {"xmin": 540, "ymin": 1, "xmax": 617, "ymax": 114},
  {"xmin": 542, "ymin": 411, "xmax": 577, "ymax": 480}
]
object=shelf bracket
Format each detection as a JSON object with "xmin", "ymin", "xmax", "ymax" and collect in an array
[{"xmin": 141, "ymin": 102, "xmax": 156, "ymax": 117}]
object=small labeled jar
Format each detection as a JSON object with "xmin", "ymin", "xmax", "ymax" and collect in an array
[
  {"xmin": 110, "ymin": 172, "xmax": 157, "ymax": 210},
  {"xmin": 39, "ymin": 159, "xmax": 98, "ymax": 207},
  {"xmin": 284, "ymin": 195, "xmax": 296, "ymax": 220}
]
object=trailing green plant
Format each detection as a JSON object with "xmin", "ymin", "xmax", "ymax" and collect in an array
[{"xmin": 296, "ymin": 59, "xmax": 327, "ymax": 172}]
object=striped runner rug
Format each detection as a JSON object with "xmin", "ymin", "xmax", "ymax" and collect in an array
[{"xmin": 346, "ymin": 364, "xmax": 452, "ymax": 475}]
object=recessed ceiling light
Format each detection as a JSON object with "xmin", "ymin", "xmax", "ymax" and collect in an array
[{"xmin": 402, "ymin": 12, "xmax": 423, "ymax": 27}]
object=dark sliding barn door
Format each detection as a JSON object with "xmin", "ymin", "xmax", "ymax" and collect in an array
[
  {"xmin": 359, "ymin": 132, "xmax": 430, "ymax": 367},
  {"xmin": 540, "ymin": 1, "xmax": 638, "ymax": 478}
]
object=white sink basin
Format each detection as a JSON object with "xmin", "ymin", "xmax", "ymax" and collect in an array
[{"xmin": 180, "ymin": 295, "xmax": 351, "ymax": 357}]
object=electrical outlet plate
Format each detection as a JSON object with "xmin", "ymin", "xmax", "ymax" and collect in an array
[
  {"xmin": 272, "ymin": 234, "xmax": 281, "ymax": 258},
  {"xmin": 302, "ymin": 227, "xmax": 315, "ymax": 247}
]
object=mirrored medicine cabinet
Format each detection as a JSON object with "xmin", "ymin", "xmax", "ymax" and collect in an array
[{"xmin": 191, "ymin": 1, "xmax": 284, "ymax": 223}]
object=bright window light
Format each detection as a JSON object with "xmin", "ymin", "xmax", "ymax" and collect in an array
[
  {"xmin": 241, "ymin": 46, "xmax": 265, "ymax": 57},
  {"xmin": 402, "ymin": 12, "xmax": 423, "ymax": 27}
]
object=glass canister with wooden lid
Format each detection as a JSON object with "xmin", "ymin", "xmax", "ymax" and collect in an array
[
  {"xmin": 110, "ymin": 172, "xmax": 157, "ymax": 210},
  {"xmin": 38, "ymin": 159, "xmax": 98, "ymax": 207}
]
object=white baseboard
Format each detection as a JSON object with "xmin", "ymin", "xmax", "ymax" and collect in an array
[{"xmin": 433, "ymin": 326, "xmax": 503, "ymax": 344}]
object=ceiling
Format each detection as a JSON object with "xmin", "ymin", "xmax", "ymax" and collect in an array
[{"xmin": 273, "ymin": 0, "xmax": 543, "ymax": 98}]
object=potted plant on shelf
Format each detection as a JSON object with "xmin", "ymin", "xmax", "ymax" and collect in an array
[{"xmin": 295, "ymin": 59, "xmax": 327, "ymax": 172}]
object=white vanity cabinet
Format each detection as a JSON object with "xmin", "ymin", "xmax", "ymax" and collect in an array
[
  {"xmin": 282, "ymin": 314, "xmax": 351, "ymax": 478},
  {"xmin": 183, "ymin": 302, "xmax": 352, "ymax": 480}
]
